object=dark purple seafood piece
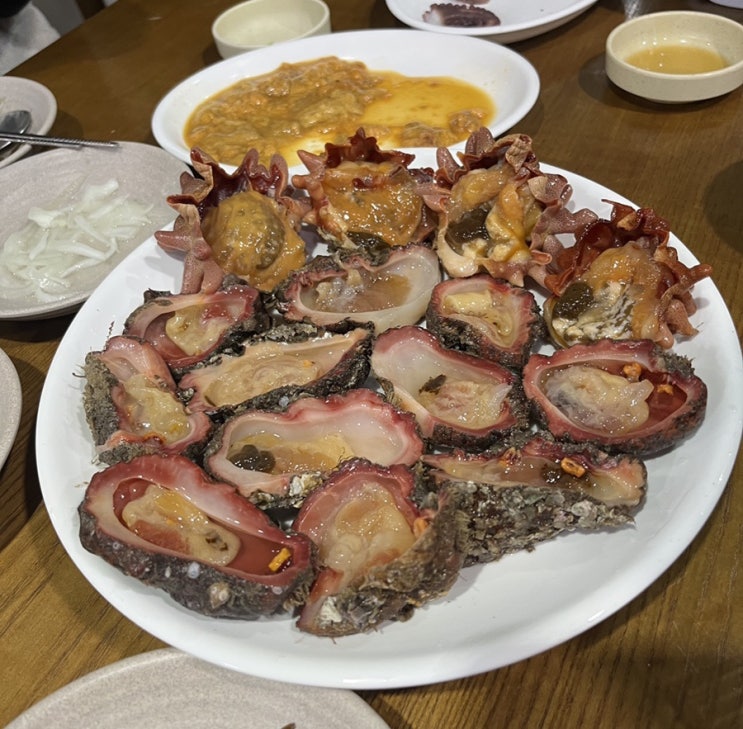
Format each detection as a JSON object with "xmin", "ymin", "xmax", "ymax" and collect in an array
[
  {"xmin": 371, "ymin": 325, "xmax": 529, "ymax": 450},
  {"xmin": 275, "ymin": 244, "xmax": 442, "ymax": 334},
  {"xmin": 79, "ymin": 454, "xmax": 316, "ymax": 618},
  {"xmin": 123, "ymin": 278, "xmax": 269, "ymax": 371},
  {"xmin": 83, "ymin": 335, "xmax": 212, "ymax": 465},
  {"xmin": 425, "ymin": 274, "xmax": 545, "ymax": 369},
  {"xmin": 179, "ymin": 323, "xmax": 373, "ymax": 418},
  {"xmin": 203, "ymin": 389, "xmax": 424, "ymax": 507},
  {"xmin": 423, "ymin": 3, "xmax": 500, "ymax": 28},
  {"xmin": 293, "ymin": 459, "xmax": 464, "ymax": 637},
  {"xmin": 522, "ymin": 339, "xmax": 707, "ymax": 456}
]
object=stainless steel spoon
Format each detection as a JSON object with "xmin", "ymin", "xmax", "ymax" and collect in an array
[{"xmin": 0, "ymin": 109, "xmax": 32, "ymax": 154}]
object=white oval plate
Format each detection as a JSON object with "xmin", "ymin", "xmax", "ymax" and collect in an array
[
  {"xmin": 6, "ymin": 648, "xmax": 389, "ymax": 729},
  {"xmin": 36, "ymin": 153, "xmax": 742, "ymax": 689},
  {"xmin": 0, "ymin": 76, "xmax": 57, "ymax": 168},
  {"xmin": 0, "ymin": 142, "xmax": 188, "ymax": 321},
  {"xmin": 386, "ymin": 0, "xmax": 598, "ymax": 43},
  {"xmin": 151, "ymin": 29, "xmax": 539, "ymax": 168},
  {"xmin": 0, "ymin": 346, "xmax": 22, "ymax": 473}
]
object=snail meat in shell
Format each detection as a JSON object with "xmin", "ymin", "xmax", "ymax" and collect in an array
[
  {"xmin": 425, "ymin": 274, "xmax": 545, "ymax": 369},
  {"xmin": 203, "ymin": 388, "xmax": 424, "ymax": 507},
  {"xmin": 83, "ymin": 335, "xmax": 212, "ymax": 465},
  {"xmin": 293, "ymin": 459, "xmax": 464, "ymax": 636},
  {"xmin": 79, "ymin": 454, "xmax": 316, "ymax": 618},
  {"xmin": 522, "ymin": 339, "xmax": 707, "ymax": 456},
  {"xmin": 371, "ymin": 325, "xmax": 529, "ymax": 450},
  {"xmin": 542, "ymin": 201, "xmax": 712, "ymax": 349},
  {"xmin": 292, "ymin": 129, "xmax": 439, "ymax": 251},
  {"xmin": 123, "ymin": 277, "xmax": 269, "ymax": 371},
  {"xmin": 179, "ymin": 323, "xmax": 373, "ymax": 417},
  {"xmin": 275, "ymin": 244, "xmax": 442, "ymax": 334}
]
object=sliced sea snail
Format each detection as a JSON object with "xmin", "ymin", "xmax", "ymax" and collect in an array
[
  {"xmin": 370, "ymin": 325, "xmax": 530, "ymax": 450},
  {"xmin": 522, "ymin": 338, "xmax": 707, "ymax": 456},
  {"xmin": 179, "ymin": 323, "xmax": 373, "ymax": 418},
  {"xmin": 293, "ymin": 458, "xmax": 464, "ymax": 637},
  {"xmin": 420, "ymin": 432, "xmax": 646, "ymax": 564},
  {"xmin": 123, "ymin": 277, "xmax": 270, "ymax": 371},
  {"xmin": 78, "ymin": 454, "xmax": 316, "ymax": 618},
  {"xmin": 83, "ymin": 335, "xmax": 212, "ymax": 465},
  {"xmin": 203, "ymin": 388, "xmax": 424, "ymax": 507},
  {"xmin": 425, "ymin": 273, "xmax": 545, "ymax": 369},
  {"xmin": 275, "ymin": 244, "xmax": 442, "ymax": 334}
]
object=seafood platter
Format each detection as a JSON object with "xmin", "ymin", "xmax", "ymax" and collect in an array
[{"xmin": 37, "ymin": 127, "xmax": 741, "ymax": 689}]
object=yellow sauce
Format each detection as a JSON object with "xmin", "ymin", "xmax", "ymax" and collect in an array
[
  {"xmin": 184, "ymin": 56, "xmax": 495, "ymax": 166},
  {"xmin": 625, "ymin": 44, "xmax": 728, "ymax": 75}
]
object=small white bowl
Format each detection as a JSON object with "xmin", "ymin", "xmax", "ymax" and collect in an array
[
  {"xmin": 212, "ymin": 0, "xmax": 331, "ymax": 58},
  {"xmin": 605, "ymin": 11, "xmax": 743, "ymax": 103}
]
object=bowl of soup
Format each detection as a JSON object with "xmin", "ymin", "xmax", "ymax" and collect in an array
[{"xmin": 605, "ymin": 11, "xmax": 743, "ymax": 103}]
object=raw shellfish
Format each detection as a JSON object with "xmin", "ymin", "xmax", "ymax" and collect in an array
[
  {"xmin": 371, "ymin": 325, "xmax": 529, "ymax": 450},
  {"xmin": 79, "ymin": 454, "xmax": 316, "ymax": 618},
  {"xmin": 276, "ymin": 244, "xmax": 442, "ymax": 334},
  {"xmin": 522, "ymin": 339, "xmax": 707, "ymax": 456},
  {"xmin": 425, "ymin": 274, "xmax": 544, "ymax": 369},
  {"xmin": 293, "ymin": 459, "xmax": 464, "ymax": 636},
  {"xmin": 203, "ymin": 389, "xmax": 424, "ymax": 506}
]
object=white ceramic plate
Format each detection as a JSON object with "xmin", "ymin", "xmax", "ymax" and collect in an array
[
  {"xmin": 0, "ymin": 142, "xmax": 189, "ymax": 321},
  {"xmin": 0, "ymin": 346, "xmax": 22, "ymax": 473},
  {"xmin": 0, "ymin": 77, "xmax": 57, "ymax": 168},
  {"xmin": 36, "ymin": 153, "xmax": 743, "ymax": 689},
  {"xmin": 386, "ymin": 0, "xmax": 598, "ymax": 43},
  {"xmin": 5, "ymin": 648, "xmax": 389, "ymax": 729},
  {"xmin": 151, "ymin": 29, "xmax": 539, "ymax": 168}
]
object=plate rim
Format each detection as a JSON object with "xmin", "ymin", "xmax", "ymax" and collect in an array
[
  {"xmin": 5, "ymin": 648, "xmax": 390, "ymax": 729},
  {"xmin": 0, "ymin": 346, "xmax": 22, "ymax": 472},
  {"xmin": 35, "ymin": 160, "xmax": 743, "ymax": 690},
  {"xmin": 151, "ymin": 28, "xmax": 540, "ymax": 168}
]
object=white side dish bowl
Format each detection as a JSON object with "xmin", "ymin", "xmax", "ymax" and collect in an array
[
  {"xmin": 212, "ymin": 0, "xmax": 331, "ymax": 58},
  {"xmin": 0, "ymin": 77, "xmax": 57, "ymax": 168},
  {"xmin": 605, "ymin": 11, "xmax": 743, "ymax": 103}
]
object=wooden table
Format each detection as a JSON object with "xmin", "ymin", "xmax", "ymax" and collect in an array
[{"xmin": 1, "ymin": 1, "xmax": 741, "ymax": 726}]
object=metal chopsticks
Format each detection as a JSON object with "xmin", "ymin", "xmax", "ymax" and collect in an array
[{"xmin": 0, "ymin": 131, "xmax": 120, "ymax": 149}]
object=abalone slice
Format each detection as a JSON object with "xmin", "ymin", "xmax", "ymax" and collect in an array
[
  {"xmin": 293, "ymin": 459, "xmax": 464, "ymax": 637},
  {"xmin": 83, "ymin": 335, "xmax": 212, "ymax": 465},
  {"xmin": 179, "ymin": 323, "xmax": 373, "ymax": 417},
  {"xmin": 78, "ymin": 454, "xmax": 316, "ymax": 618},
  {"xmin": 523, "ymin": 339, "xmax": 707, "ymax": 456},
  {"xmin": 425, "ymin": 274, "xmax": 544, "ymax": 369},
  {"xmin": 203, "ymin": 388, "xmax": 424, "ymax": 506},
  {"xmin": 123, "ymin": 278, "xmax": 269, "ymax": 370},
  {"xmin": 276, "ymin": 244, "xmax": 442, "ymax": 334},
  {"xmin": 370, "ymin": 325, "xmax": 529, "ymax": 450}
]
